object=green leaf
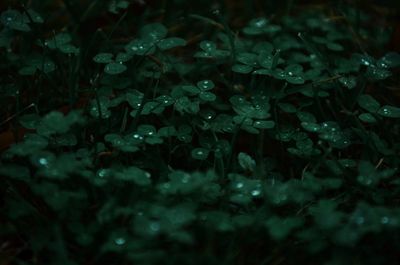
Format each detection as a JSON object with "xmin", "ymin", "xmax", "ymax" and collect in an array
[
  {"xmin": 6, "ymin": 134, "xmax": 48, "ymax": 157},
  {"xmin": 339, "ymin": 76, "xmax": 357, "ymax": 89},
  {"xmin": 140, "ymin": 23, "xmax": 167, "ymax": 42},
  {"xmin": 182, "ymin": 85, "xmax": 200, "ymax": 95},
  {"xmin": 93, "ymin": 53, "xmax": 113, "ymax": 63},
  {"xmin": 357, "ymin": 161, "xmax": 377, "ymax": 186},
  {"xmin": 0, "ymin": 164, "xmax": 30, "ymax": 181},
  {"xmin": 137, "ymin": 124, "xmax": 157, "ymax": 136},
  {"xmin": 59, "ymin": 44, "xmax": 79, "ymax": 54},
  {"xmin": 125, "ymin": 39, "xmax": 155, "ymax": 55},
  {"xmin": 297, "ymin": 111, "xmax": 317, "ymax": 123},
  {"xmin": 377, "ymin": 105, "xmax": 400, "ymax": 118},
  {"xmin": 175, "ymin": 97, "xmax": 199, "ymax": 114},
  {"xmin": 27, "ymin": 9, "xmax": 44, "ymax": 24},
  {"xmin": 19, "ymin": 113, "xmax": 41, "ymax": 129},
  {"xmin": 104, "ymin": 63, "xmax": 127, "ymax": 75},
  {"xmin": 115, "ymin": 52, "xmax": 133, "ymax": 63},
  {"xmin": 191, "ymin": 148, "xmax": 209, "ymax": 160},
  {"xmin": 366, "ymin": 66, "xmax": 391, "ymax": 80},
  {"xmin": 36, "ymin": 110, "xmax": 85, "ymax": 136},
  {"xmin": 158, "ymin": 126, "xmax": 177, "ymax": 137},
  {"xmin": 377, "ymin": 52, "xmax": 400, "ymax": 68},
  {"xmin": 232, "ymin": 64, "xmax": 253, "ymax": 74},
  {"xmin": 45, "ymin": 33, "xmax": 72, "ymax": 49},
  {"xmin": 1, "ymin": 10, "xmax": 30, "ymax": 32},
  {"xmin": 114, "ymin": 167, "xmax": 151, "ymax": 186},
  {"xmin": 301, "ymin": 122, "xmax": 321, "ymax": 133},
  {"xmin": 157, "ymin": 37, "xmax": 186, "ymax": 50},
  {"xmin": 357, "ymin": 94, "xmax": 380, "ymax": 113},
  {"xmin": 326, "ymin": 42, "xmax": 344, "ymax": 51},
  {"xmin": 90, "ymin": 97, "xmax": 111, "ymax": 118},
  {"xmin": 199, "ymin": 41, "xmax": 216, "ymax": 52},
  {"xmin": 253, "ymin": 120, "xmax": 275, "ymax": 129},
  {"xmin": 309, "ymin": 200, "xmax": 343, "ymax": 229},
  {"xmin": 286, "ymin": 75, "xmax": 305, "ymax": 84},
  {"xmin": 266, "ymin": 216, "xmax": 304, "ymax": 240},
  {"xmin": 155, "ymin": 95, "xmax": 174, "ymax": 106},
  {"xmin": 199, "ymin": 91, "xmax": 216, "ymax": 101},
  {"xmin": 238, "ymin": 152, "xmax": 256, "ymax": 172},
  {"xmin": 358, "ymin": 113, "xmax": 377, "ymax": 123},
  {"xmin": 126, "ymin": 90, "xmax": 144, "ymax": 108},
  {"xmin": 197, "ymin": 80, "xmax": 215, "ymax": 91},
  {"xmin": 278, "ymin": 103, "xmax": 297, "ymax": 113},
  {"xmin": 236, "ymin": 52, "xmax": 258, "ymax": 66},
  {"xmin": 352, "ymin": 53, "xmax": 375, "ymax": 67}
]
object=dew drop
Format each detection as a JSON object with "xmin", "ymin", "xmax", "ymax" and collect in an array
[
  {"xmin": 133, "ymin": 133, "xmax": 142, "ymax": 140},
  {"xmin": 236, "ymin": 182, "xmax": 244, "ymax": 189},
  {"xmin": 381, "ymin": 216, "xmax": 390, "ymax": 224},
  {"xmin": 212, "ymin": 9, "xmax": 220, "ymax": 15},
  {"xmin": 196, "ymin": 150, "xmax": 204, "ymax": 156},
  {"xmin": 361, "ymin": 59, "xmax": 370, "ymax": 66},
  {"xmin": 381, "ymin": 108, "xmax": 390, "ymax": 115},
  {"xmin": 114, "ymin": 237, "xmax": 126, "ymax": 245},
  {"xmin": 149, "ymin": 222, "xmax": 160, "ymax": 232},
  {"xmin": 97, "ymin": 169, "xmax": 108, "ymax": 178},
  {"xmin": 301, "ymin": 122, "xmax": 320, "ymax": 132},
  {"xmin": 254, "ymin": 18, "xmax": 268, "ymax": 28},
  {"xmin": 38, "ymin": 158, "xmax": 49, "ymax": 166},
  {"xmin": 197, "ymin": 80, "xmax": 214, "ymax": 90}
]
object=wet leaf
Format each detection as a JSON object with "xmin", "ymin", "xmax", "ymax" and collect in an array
[
  {"xmin": 377, "ymin": 105, "xmax": 400, "ymax": 118},
  {"xmin": 140, "ymin": 23, "xmax": 167, "ymax": 42},
  {"xmin": 377, "ymin": 52, "xmax": 400, "ymax": 68},
  {"xmin": 358, "ymin": 94, "xmax": 381, "ymax": 113},
  {"xmin": 238, "ymin": 152, "xmax": 256, "ymax": 172},
  {"xmin": 232, "ymin": 64, "xmax": 253, "ymax": 74},
  {"xmin": 1, "ymin": 10, "xmax": 30, "ymax": 32},
  {"xmin": 157, "ymin": 37, "xmax": 186, "ymax": 50},
  {"xmin": 104, "ymin": 63, "xmax": 127, "ymax": 75},
  {"xmin": 93, "ymin": 53, "xmax": 113, "ymax": 63},
  {"xmin": 114, "ymin": 167, "xmax": 151, "ymax": 186},
  {"xmin": 191, "ymin": 148, "xmax": 209, "ymax": 160}
]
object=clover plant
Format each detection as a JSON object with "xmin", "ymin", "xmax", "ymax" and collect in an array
[{"xmin": 1, "ymin": 1, "xmax": 400, "ymax": 265}]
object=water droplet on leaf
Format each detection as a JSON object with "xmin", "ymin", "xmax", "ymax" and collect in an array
[
  {"xmin": 381, "ymin": 216, "xmax": 389, "ymax": 224},
  {"xmin": 114, "ymin": 237, "xmax": 126, "ymax": 245},
  {"xmin": 104, "ymin": 63, "xmax": 127, "ymax": 75},
  {"xmin": 38, "ymin": 158, "xmax": 48, "ymax": 166}
]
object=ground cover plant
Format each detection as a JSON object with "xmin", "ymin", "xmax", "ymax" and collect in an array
[{"xmin": 1, "ymin": 0, "xmax": 400, "ymax": 264}]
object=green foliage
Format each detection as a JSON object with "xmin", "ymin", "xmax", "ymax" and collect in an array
[{"xmin": 1, "ymin": 1, "xmax": 400, "ymax": 265}]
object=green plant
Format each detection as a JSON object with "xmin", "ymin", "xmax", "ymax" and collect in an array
[{"xmin": 1, "ymin": 1, "xmax": 400, "ymax": 265}]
